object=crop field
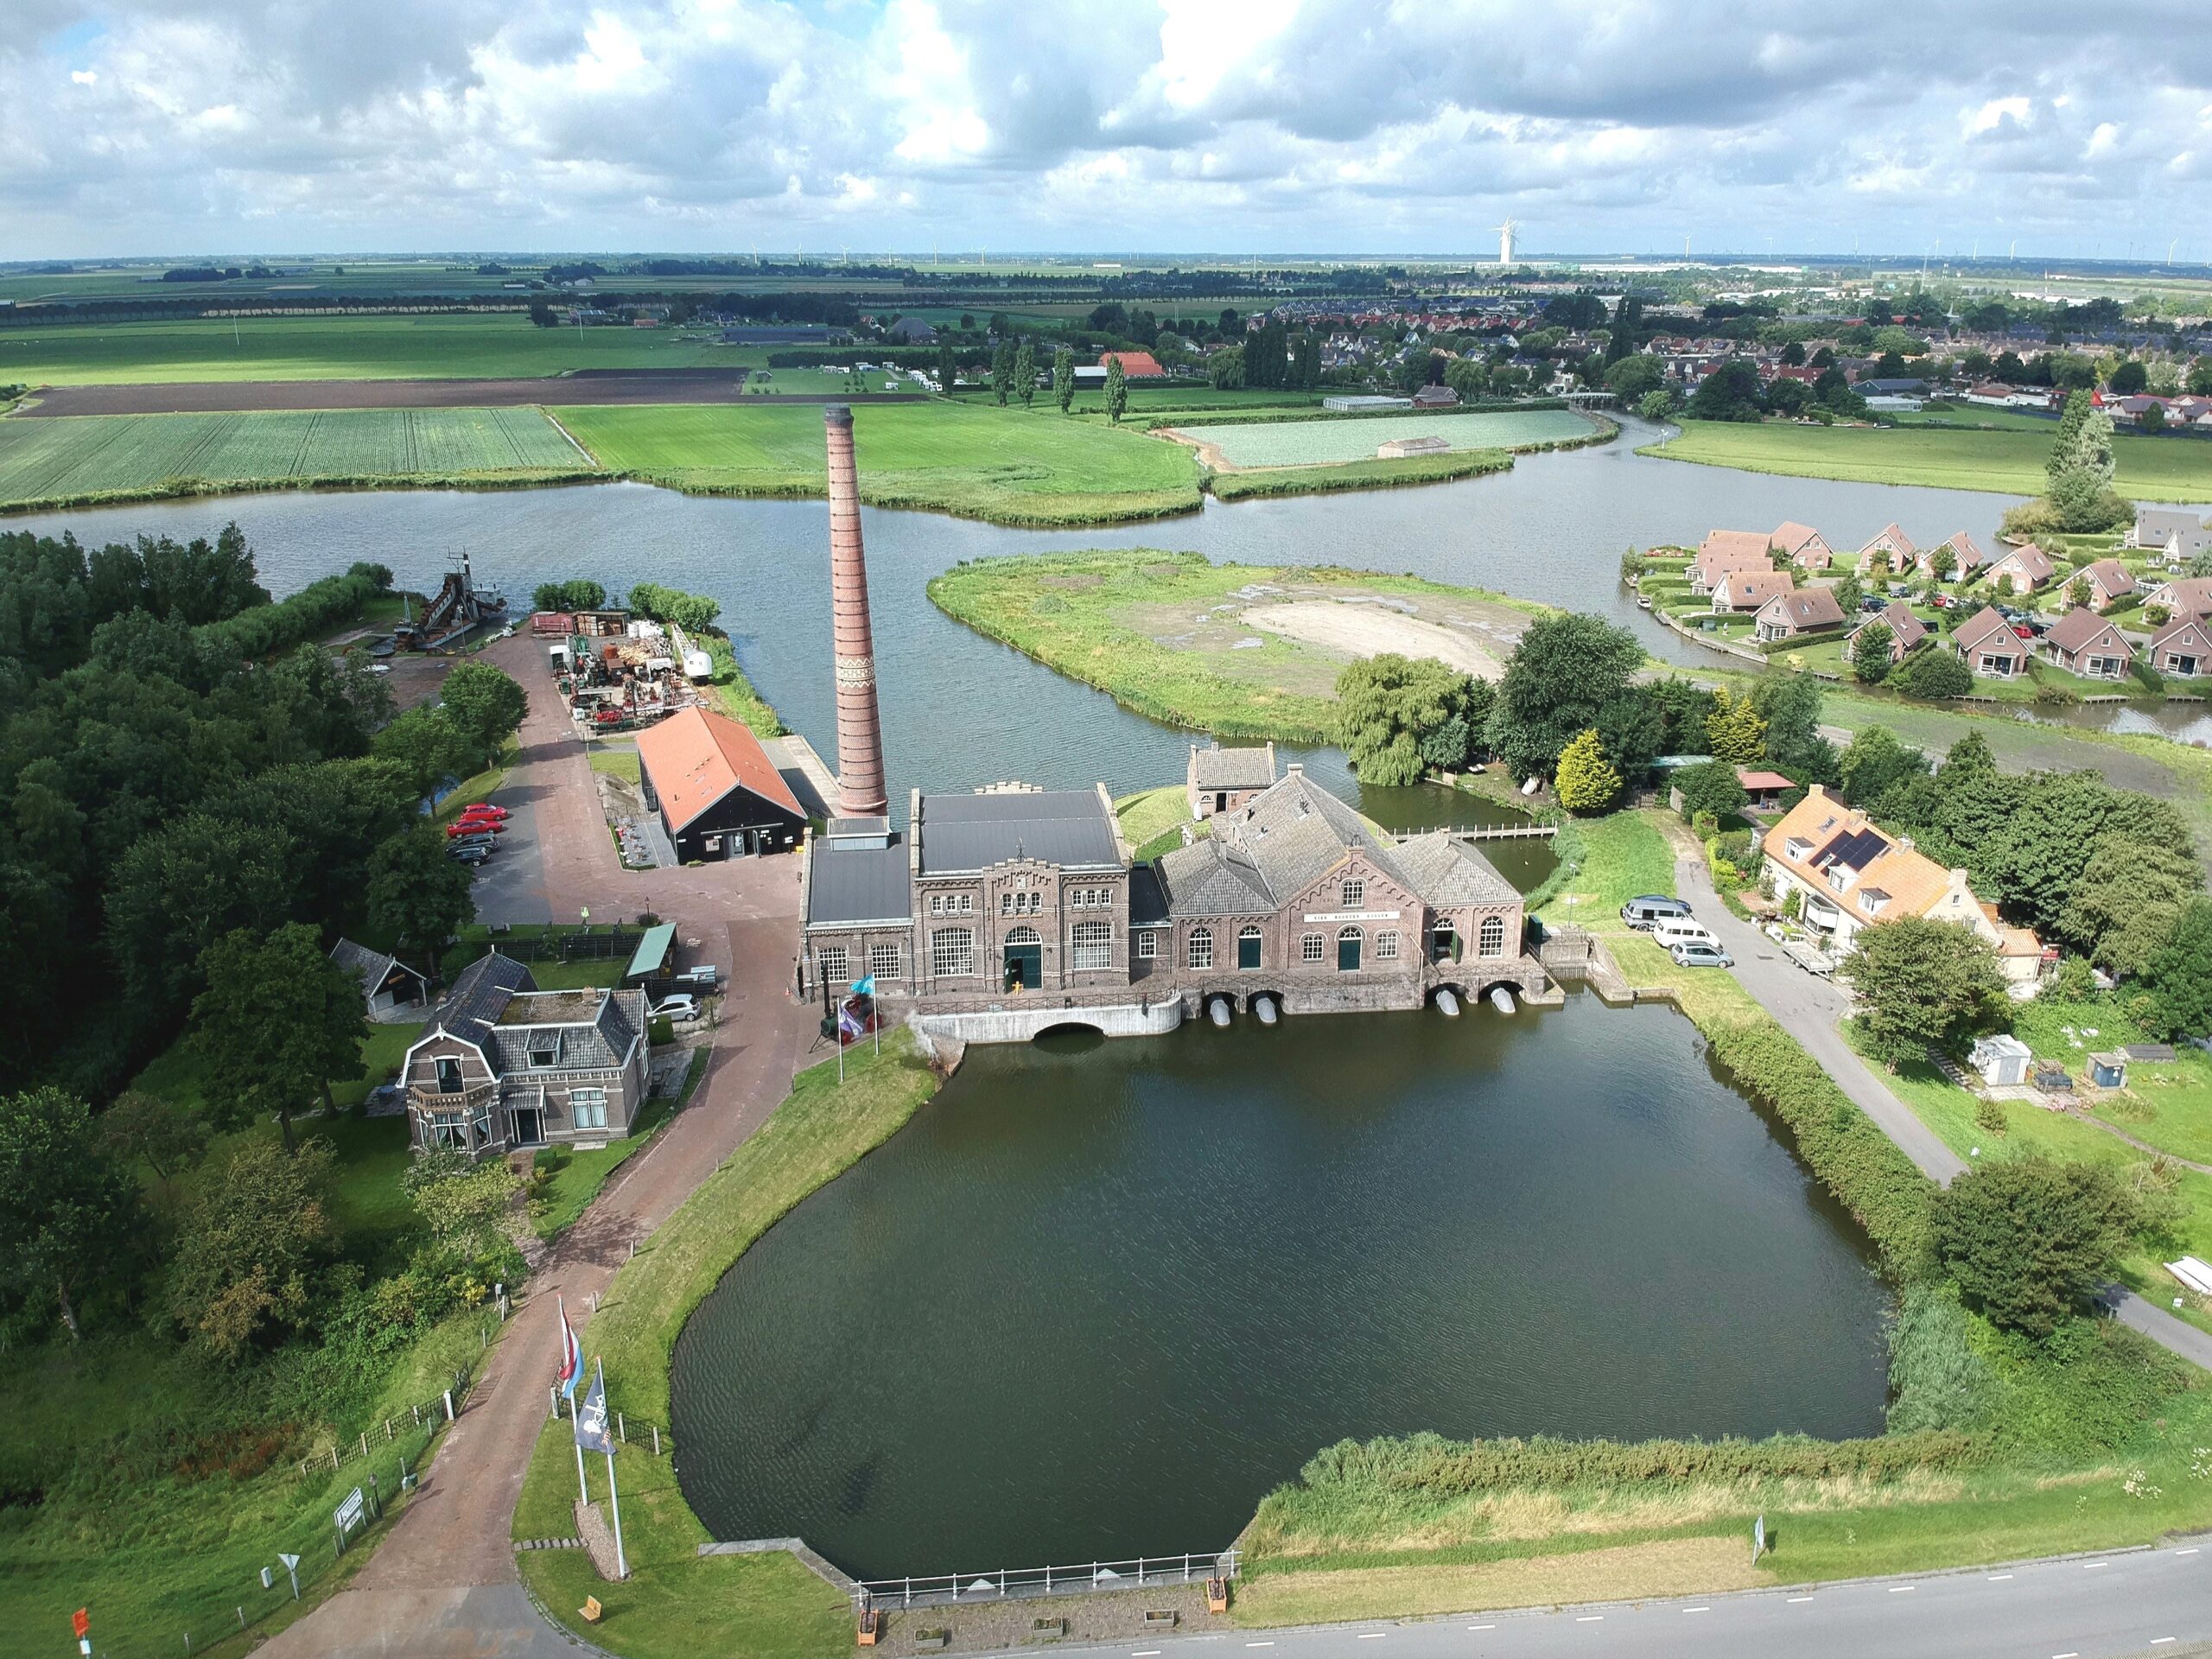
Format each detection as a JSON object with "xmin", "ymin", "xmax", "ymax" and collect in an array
[
  {"xmin": 0, "ymin": 313, "xmax": 747, "ymax": 384},
  {"xmin": 0, "ymin": 406, "xmax": 588, "ymax": 509},
  {"xmin": 1176, "ymin": 408, "xmax": 1593, "ymax": 467},
  {"xmin": 1647, "ymin": 418, "xmax": 2212, "ymax": 502},
  {"xmin": 555, "ymin": 399, "xmax": 1202, "ymax": 524}
]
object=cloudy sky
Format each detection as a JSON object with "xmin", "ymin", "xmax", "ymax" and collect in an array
[{"xmin": 9, "ymin": 0, "xmax": 2212, "ymax": 260}]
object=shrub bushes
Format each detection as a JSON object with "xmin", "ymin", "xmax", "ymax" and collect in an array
[{"xmin": 194, "ymin": 563, "xmax": 391, "ymax": 659}]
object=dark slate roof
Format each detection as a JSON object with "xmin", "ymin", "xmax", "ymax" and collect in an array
[
  {"xmin": 1160, "ymin": 771, "xmax": 1408, "ymax": 917},
  {"xmin": 807, "ymin": 836, "xmax": 916, "ymax": 928},
  {"xmin": 915, "ymin": 789, "xmax": 1121, "ymax": 874},
  {"xmin": 1190, "ymin": 743, "xmax": 1276, "ymax": 789},
  {"xmin": 1128, "ymin": 864, "xmax": 1170, "ymax": 928},
  {"xmin": 329, "ymin": 938, "xmax": 424, "ymax": 996},
  {"xmin": 1389, "ymin": 832, "xmax": 1521, "ymax": 906},
  {"xmin": 481, "ymin": 988, "xmax": 645, "ymax": 1075},
  {"xmin": 434, "ymin": 953, "xmax": 537, "ymax": 1051}
]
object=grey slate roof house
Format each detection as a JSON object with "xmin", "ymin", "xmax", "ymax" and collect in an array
[
  {"xmin": 400, "ymin": 954, "xmax": 650, "ymax": 1157},
  {"xmin": 1187, "ymin": 742, "xmax": 1277, "ymax": 818},
  {"xmin": 329, "ymin": 938, "xmax": 429, "ymax": 1021}
]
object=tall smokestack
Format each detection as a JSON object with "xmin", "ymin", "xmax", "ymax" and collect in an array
[{"xmin": 823, "ymin": 406, "xmax": 888, "ymax": 818}]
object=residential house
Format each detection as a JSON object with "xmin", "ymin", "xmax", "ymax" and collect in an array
[
  {"xmin": 1690, "ymin": 530, "xmax": 1777, "ymax": 594},
  {"xmin": 885, "ymin": 315, "xmax": 938, "ymax": 344},
  {"xmin": 2148, "ymin": 613, "xmax": 2212, "ymax": 678},
  {"xmin": 1712, "ymin": 568, "xmax": 1796, "ymax": 614},
  {"xmin": 2072, "ymin": 558, "xmax": 2137, "ymax": 611},
  {"xmin": 1097, "ymin": 350, "xmax": 1166, "ymax": 380},
  {"xmin": 329, "ymin": 938, "xmax": 430, "ymax": 1021},
  {"xmin": 1953, "ymin": 605, "xmax": 2030, "ymax": 677},
  {"xmin": 2129, "ymin": 506, "xmax": 2212, "ymax": 565},
  {"xmin": 1770, "ymin": 521, "xmax": 1834, "ymax": 569},
  {"xmin": 1985, "ymin": 542, "xmax": 2056, "ymax": 595},
  {"xmin": 401, "ymin": 956, "xmax": 650, "ymax": 1156},
  {"xmin": 1848, "ymin": 600, "xmax": 1929, "ymax": 663},
  {"xmin": 1188, "ymin": 742, "xmax": 1278, "ymax": 819},
  {"xmin": 1855, "ymin": 523, "xmax": 1917, "ymax": 575},
  {"xmin": 634, "ymin": 704, "xmax": 807, "ymax": 861},
  {"xmin": 1410, "ymin": 385, "xmax": 1460, "ymax": 409},
  {"xmin": 1752, "ymin": 585, "xmax": 1847, "ymax": 640},
  {"xmin": 1759, "ymin": 786, "xmax": 2042, "ymax": 988},
  {"xmin": 2143, "ymin": 575, "xmax": 2212, "ymax": 620},
  {"xmin": 2039, "ymin": 607, "xmax": 2134, "ymax": 679},
  {"xmin": 1963, "ymin": 383, "xmax": 2018, "ymax": 407},
  {"xmin": 1920, "ymin": 531, "xmax": 1989, "ymax": 582}
]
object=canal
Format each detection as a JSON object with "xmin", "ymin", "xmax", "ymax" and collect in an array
[{"xmin": 668, "ymin": 995, "xmax": 1890, "ymax": 1580}]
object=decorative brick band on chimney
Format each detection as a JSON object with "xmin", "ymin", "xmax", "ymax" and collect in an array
[{"xmin": 823, "ymin": 406, "xmax": 888, "ymax": 818}]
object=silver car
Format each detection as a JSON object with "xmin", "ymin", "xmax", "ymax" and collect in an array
[{"xmin": 1669, "ymin": 940, "xmax": 1733, "ymax": 969}]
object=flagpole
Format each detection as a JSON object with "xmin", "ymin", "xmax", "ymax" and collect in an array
[
  {"xmin": 572, "ymin": 1393, "xmax": 590, "ymax": 1506},
  {"xmin": 598, "ymin": 1360, "xmax": 627, "ymax": 1580},
  {"xmin": 560, "ymin": 1295, "xmax": 588, "ymax": 1506}
]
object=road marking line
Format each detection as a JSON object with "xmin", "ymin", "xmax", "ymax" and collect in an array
[
  {"xmin": 1468, "ymin": 1625, "xmax": 1494, "ymax": 1631},
  {"xmin": 1683, "ymin": 1607, "xmax": 1709, "ymax": 1614},
  {"xmin": 1988, "ymin": 1573, "xmax": 2012, "ymax": 1580},
  {"xmin": 1889, "ymin": 1585, "xmax": 1916, "ymax": 1593},
  {"xmin": 1575, "ymin": 1615, "xmax": 1603, "ymax": 1622},
  {"xmin": 2177, "ymin": 1548, "xmax": 2201, "ymax": 1556},
  {"xmin": 2083, "ymin": 1560, "xmax": 2108, "ymax": 1570},
  {"xmin": 2054, "ymin": 1651, "xmax": 2080, "ymax": 1658},
  {"xmin": 1135, "ymin": 1652, "xmax": 1160, "ymax": 1656},
  {"xmin": 2152, "ymin": 1639, "xmax": 2177, "ymax": 1646},
  {"xmin": 1357, "ymin": 1636, "xmax": 1387, "ymax": 1641},
  {"xmin": 1247, "ymin": 1644, "xmax": 1274, "ymax": 1649},
  {"xmin": 1788, "ymin": 1595, "xmax": 1815, "ymax": 1603}
]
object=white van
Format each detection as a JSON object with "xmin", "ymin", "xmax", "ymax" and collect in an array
[{"xmin": 1652, "ymin": 917, "xmax": 1719, "ymax": 951}]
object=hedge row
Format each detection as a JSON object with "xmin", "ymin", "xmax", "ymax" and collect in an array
[
  {"xmin": 1296, "ymin": 1426, "xmax": 1987, "ymax": 1497},
  {"xmin": 194, "ymin": 563, "xmax": 391, "ymax": 659},
  {"xmin": 1704, "ymin": 1020, "xmax": 1936, "ymax": 1273}
]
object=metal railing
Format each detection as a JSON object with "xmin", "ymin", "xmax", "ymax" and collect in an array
[{"xmin": 853, "ymin": 1548, "xmax": 1237, "ymax": 1611}]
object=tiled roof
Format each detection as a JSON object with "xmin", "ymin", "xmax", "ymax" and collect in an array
[
  {"xmin": 481, "ymin": 988, "xmax": 643, "ymax": 1075},
  {"xmin": 635, "ymin": 705, "xmax": 804, "ymax": 834},
  {"xmin": 1991, "ymin": 543, "xmax": 2056, "ymax": 583},
  {"xmin": 2044, "ymin": 606, "xmax": 2127, "ymax": 655},
  {"xmin": 1162, "ymin": 771, "xmax": 1412, "ymax": 917},
  {"xmin": 805, "ymin": 836, "xmax": 914, "ymax": 927},
  {"xmin": 1758, "ymin": 587, "xmax": 1845, "ymax": 630},
  {"xmin": 1389, "ymin": 832, "xmax": 1518, "ymax": 906},
  {"xmin": 329, "ymin": 938, "xmax": 423, "ymax": 997},
  {"xmin": 2148, "ymin": 576, "xmax": 2212, "ymax": 616},
  {"xmin": 1853, "ymin": 600, "xmax": 1927, "ymax": 653},
  {"xmin": 1770, "ymin": 521, "xmax": 1825, "ymax": 556},
  {"xmin": 433, "ymin": 953, "xmax": 537, "ymax": 1052},
  {"xmin": 1953, "ymin": 605, "xmax": 2022, "ymax": 654},
  {"xmin": 1190, "ymin": 743, "xmax": 1277, "ymax": 789},
  {"xmin": 1719, "ymin": 569, "xmax": 1795, "ymax": 607}
]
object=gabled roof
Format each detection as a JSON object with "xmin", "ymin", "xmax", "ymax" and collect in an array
[
  {"xmin": 1096, "ymin": 350, "xmax": 1165, "ymax": 378},
  {"xmin": 1389, "ymin": 831, "xmax": 1518, "ymax": 906},
  {"xmin": 635, "ymin": 705, "xmax": 804, "ymax": 834},
  {"xmin": 1953, "ymin": 605, "xmax": 2023, "ymax": 654},
  {"xmin": 1770, "ymin": 521, "xmax": 1826, "ymax": 556},
  {"xmin": 1160, "ymin": 770, "xmax": 1409, "ymax": 918},
  {"xmin": 1859, "ymin": 522, "xmax": 1916, "ymax": 556},
  {"xmin": 329, "ymin": 938, "xmax": 425, "ymax": 997},
  {"xmin": 429, "ymin": 953, "xmax": 537, "ymax": 1052},
  {"xmin": 1190, "ymin": 743, "xmax": 1277, "ymax": 790},
  {"xmin": 1698, "ymin": 529, "xmax": 1776, "ymax": 566},
  {"xmin": 2147, "ymin": 575, "xmax": 2212, "ymax": 616},
  {"xmin": 1757, "ymin": 587, "xmax": 1846, "ymax": 630},
  {"xmin": 915, "ymin": 787, "xmax": 1122, "ymax": 874},
  {"xmin": 1719, "ymin": 569, "xmax": 1795, "ymax": 607},
  {"xmin": 2077, "ymin": 558, "xmax": 2134, "ymax": 596},
  {"xmin": 1937, "ymin": 531, "xmax": 1988, "ymax": 571},
  {"xmin": 2150, "ymin": 612, "xmax": 2212, "ymax": 652},
  {"xmin": 1989, "ymin": 542, "xmax": 2056, "ymax": 583},
  {"xmin": 2044, "ymin": 607, "xmax": 2128, "ymax": 655},
  {"xmin": 1852, "ymin": 599, "xmax": 1927, "ymax": 653}
]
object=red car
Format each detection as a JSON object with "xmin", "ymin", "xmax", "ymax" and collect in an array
[
  {"xmin": 461, "ymin": 804, "xmax": 508, "ymax": 819},
  {"xmin": 2012, "ymin": 624, "xmax": 2034, "ymax": 639},
  {"xmin": 447, "ymin": 817, "xmax": 507, "ymax": 838}
]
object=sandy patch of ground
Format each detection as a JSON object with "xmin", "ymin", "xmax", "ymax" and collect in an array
[
  {"xmin": 1231, "ymin": 1536, "xmax": 1774, "ymax": 1627},
  {"xmin": 1242, "ymin": 600, "xmax": 1505, "ymax": 679}
]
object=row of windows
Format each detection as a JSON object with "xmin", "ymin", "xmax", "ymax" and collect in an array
[
  {"xmin": 1001, "ymin": 889, "xmax": 1042, "ymax": 915},
  {"xmin": 927, "ymin": 892, "xmax": 976, "ymax": 916},
  {"xmin": 1070, "ymin": 887, "xmax": 1113, "ymax": 908},
  {"xmin": 817, "ymin": 943, "xmax": 904, "ymax": 984}
]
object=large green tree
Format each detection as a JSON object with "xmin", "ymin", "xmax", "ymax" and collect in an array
[
  {"xmin": 1933, "ymin": 1159, "xmax": 2137, "ymax": 1338},
  {"xmin": 1053, "ymin": 346, "xmax": 1074, "ymax": 413},
  {"xmin": 2056, "ymin": 836, "xmax": 2204, "ymax": 978},
  {"xmin": 1105, "ymin": 355, "xmax": 1128, "ymax": 423},
  {"xmin": 1485, "ymin": 613, "xmax": 1643, "ymax": 780},
  {"xmin": 367, "ymin": 825, "xmax": 478, "ymax": 976},
  {"xmin": 1844, "ymin": 915, "xmax": 2010, "ymax": 1068},
  {"xmin": 1554, "ymin": 728, "xmax": 1622, "ymax": 813},
  {"xmin": 191, "ymin": 923, "xmax": 369, "ymax": 1151},
  {"xmin": 0, "ymin": 1088, "xmax": 141, "ymax": 1340},
  {"xmin": 436, "ymin": 661, "xmax": 529, "ymax": 770},
  {"xmin": 1014, "ymin": 339, "xmax": 1037, "ymax": 409},
  {"xmin": 2139, "ymin": 898, "xmax": 2212, "ymax": 1040},
  {"xmin": 1839, "ymin": 727, "xmax": 1926, "ymax": 807},
  {"xmin": 167, "ymin": 1137, "xmax": 335, "ymax": 1362},
  {"xmin": 1337, "ymin": 655, "xmax": 1489, "ymax": 786}
]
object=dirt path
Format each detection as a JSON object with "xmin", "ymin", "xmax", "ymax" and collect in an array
[
  {"xmin": 262, "ymin": 636, "xmax": 818, "ymax": 1656},
  {"xmin": 1241, "ymin": 600, "xmax": 1505, "ymax": 678}
]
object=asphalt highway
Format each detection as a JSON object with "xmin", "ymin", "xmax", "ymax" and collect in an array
[{"xmin": 981, "ymin": 1538, "xmax": 2211, "ymax": 1659}]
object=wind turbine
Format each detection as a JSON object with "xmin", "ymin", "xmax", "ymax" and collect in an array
[
  {"xmin": 2170, "ymin": 238, "xmax": 2180, "ymax": 266},
  {"xmin": 1493, "ymin": 220, "xmax": 1519, "ymax": 265}
]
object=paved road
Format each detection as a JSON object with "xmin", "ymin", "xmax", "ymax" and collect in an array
[
  {"xmin": 971, "ymin": 1539, "xmax": 2212, "ymax": 1659},
  {"xmin": 263, "ymin": 639, "xmax": 819, "ymax": 1659},
  {"xmin": 1669, "ymin": 842, "xmax": 2212, "ymax": 1372}
]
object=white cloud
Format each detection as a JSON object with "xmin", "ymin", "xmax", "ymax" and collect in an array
[{"xmin": 3, "ymin": 0, "xmax": 2212, "ymax": 256}]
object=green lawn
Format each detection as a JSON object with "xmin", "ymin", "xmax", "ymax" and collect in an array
[
  {"xmin": 554, "ymin": 399, "xmax": 1202, "ymax": 526},
  {"xmin": 0, "ymin": 406, "xmax": 591, "ymax": 511},
  {"xmin": 1644, "ymin": 419, "xmax": 2212, "ymax": 502},
  {"xmin": 531, "ymin": 1048, "xmax": 709, "ymax": 1240},
  {"xmin": 0, "ymin": 312, "xmax": 747, "ymax": 384},
  {"xmin": 1533, "ymin": 810, "xmax": 1678, "ymax": 928},
  {"xmin": 587, "ymin": 744, "xmax": 643, "ymax": 785},
  {"xmin": 1182, "ymin": 408, "xmax": 1595, "ymax": 467}
]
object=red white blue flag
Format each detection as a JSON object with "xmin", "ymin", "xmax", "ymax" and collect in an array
[{"xmin": 556, "ymin": 1295, "xmax": 582, "ymax": 1399}]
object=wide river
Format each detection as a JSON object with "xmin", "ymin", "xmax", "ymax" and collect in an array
[
  {"xmin": 670, "ymin": 998, "xmax": 1889, "ymax": 1580},
  {"xmin": 19, "ymin": 416, "xmax": 2209, "ymax": 800}
]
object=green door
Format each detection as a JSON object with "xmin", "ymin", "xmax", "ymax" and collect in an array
[
  {"xmin": 1004, "ymin": 939, "xmax": 1042, "ymax": 992},
  {"xmin": 1237, "ymin": 931, "xmax": 1262, "ymax": 969},
  {"xmin": 1337, "ymin": 931, "xmax": 1362, "ymax": 972}
]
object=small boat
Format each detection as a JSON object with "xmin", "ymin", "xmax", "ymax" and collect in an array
[
  {"xmin": 1434, "ymin": 988, "xmax": 1461, "ymax": 1017},
  {"xmin": 1488, "ymin": 986, "xmax": 1516, "ymax": 1014},
  {"xmin": 1254, "ymin": 994, "xmax": 1279, "ymax": 1026},
  {"xmin": 1637, "ymin": 594, "xmax": 1653, "ymax": 610},
  {"xmin": 1208, "ymin": 996, "xmax": 1232, "ymax": 1028}
]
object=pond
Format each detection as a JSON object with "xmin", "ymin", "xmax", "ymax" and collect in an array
[{"xmin": 667, "ymin": 994, "xmax": 1890, "ymax": 1580}]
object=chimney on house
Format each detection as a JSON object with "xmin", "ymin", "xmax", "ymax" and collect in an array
[{"xmin": 823, "ymin": 407, "xmax": 888, "ymax": 819}]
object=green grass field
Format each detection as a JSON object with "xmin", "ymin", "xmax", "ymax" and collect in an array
[
  {"xmin": 0, "ymin": 406, "xmax": 590, "ymax": 510},
  {"xmin": 556, "ymin": 400, "xmax": 1201, "ymax": 525},
  {"xmin": 1645, "ymin": 419, "xmax": 2212, "ymax": 502},
  {"xmin": 1183, "ymin": 408, "xmax": 1593, "ymax": 467},
  {"xmin": 0, "ymin": 313, "xmax": 747, "ymax": 384}
]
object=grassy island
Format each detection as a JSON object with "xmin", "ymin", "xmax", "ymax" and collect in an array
[{"xmin": 926, "ymin": 549, "xmax": 1553, "ymax": 742}]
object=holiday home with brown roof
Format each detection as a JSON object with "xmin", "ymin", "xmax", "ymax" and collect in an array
[
  {"xmin": 1848, "ymin": 600, "xmax": 1928, "ymax": 663},
  {"xmin": 1689, "ymin": 531, "xmax": 1777, "ymax": 594},
  {"xmin": 1711, "ymin": 567, "xmax": 1796, "ymax": 613},
  {"xmin": 2074, "ymin": 558, "xmax": 2137, "ymax": 610},
  {"xmin": 2149, "ymin": 613, "xmax": 2212, "ymax": 678},
  {"xmin": 1986, "ymin": 542, "xmax": 2056, "ymax": 594},
  {"xmin": 2040, "ymin": 607, "xmax": 2133, "ymax": 679},
  {"xmin": 1855, "ymin": 524, "xmax": 1916, "ymax": 575},
  {"xmin": 1770, "ymin": 521, "xmax": 1834, "ymax": 569},
  {"xmin": 1953, "ymin": 605, "xmax": 2030, "ymax": 677},
  {"xmin": 1753, "ymin": 585, "xmax": 1847, "ymax": 640},
  {"xmin": 1918, "ymin": 531, "xmax": 1989, "ymax": 582}
]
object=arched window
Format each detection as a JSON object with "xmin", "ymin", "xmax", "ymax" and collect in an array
[
  {"xmin": 1005, "ymin": 925, "xmax": 1039, "ymax": 944},
  {"xmin": 1337, "ymin": 925, "xmax": 1363, "ymax": 973},
  {"xmin": 931, "ymin": 927, "xmax": 975, "ymax": 977},
  {"xmin": 1188, "ymin": 927, "xmax": 1214, "ymax": 970},
  {"xmin": 1237, "ymin": 925, "xmax": 1262, "ymax": 970},
  {"xmin": 1071, "ymin": 921, "xmax": 1112, "ymax": 971},
  {"xmin": 1479, "ymin": 914, "xmax": 1507, "ymax": 958},
  {"xmin": 1301, "ymin": 931, "xmax": 1325, "ymax": 963}
]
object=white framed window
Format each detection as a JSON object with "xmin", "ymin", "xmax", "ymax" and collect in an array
[
  {"xmin": 869, "ymin": 942, "xmax": 901, "ymax": 981},
  {"xmin": 429, "ymin": 1110, "xmax": 467, "ymax": 1150},
  {"xmin": 1071, "ymin": 921, "xmax": 1112, "ymax": 971},
  {"xmin": 817, "ymin": 944, "xmax": 849, "ymax": 985},
  {"xmin": 571, "ymin": 1087, "xmax": 607, "ymax": 1130},
  {"xmin": 930, "ymin": 893, "xmax": 944, "ymax": 916},
  {"xmin": 959, "ymin": 893, "xmax": 974, "ymax": 914},
  {"xmin": 1301, "ymin": 932, "xmax": 1325, "ymax": 963},
  {"xmin": 1188, "ymin": 927, "xmax": 1213, "ymax": 970},
  {"xmin": 931, "ymin": 928, "xmax": 975, "ymax": 977},
  {"xmin": 528, "ymin": 1034, "xmax": 558, "ymax": 1068},
  {"xmin": 1376, "ymin": 931, "xmax": 1399, "ymax": 960},
  {"xmin": 1001, "ymin": 891, "xmax": 1014, "ymax": 915},
  {"xmin": 1479, "ymin": 915, "xmax": 1507, "ymax": 957},
  {"xmin": 1136, "ymin": 931, "xmax": 1157, "ymax": 960},
  {"xmin": 435, "ymin": 1056, "xmax": 465, "ymax": 1094},
  {"xmin": 1341, "ymin": 878, "xmax": 1364, "ymax": 908}
]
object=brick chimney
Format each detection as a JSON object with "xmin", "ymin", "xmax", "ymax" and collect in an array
[{"xmin": 823, "ymin": 407, "xmax": 888, "ymax": 818}]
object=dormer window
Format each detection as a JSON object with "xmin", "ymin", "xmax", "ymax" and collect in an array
[
  {"xmin": 1785, "ymin": 837, "xmax": 1811, "ymax": 861},
  {"xmin": 529, "ymin": 1034, "xmax": 559, "ymax": 1068},
  {"xmin": 435, "ymin": 1057, "xmax": 464, "ymax": 1094}
]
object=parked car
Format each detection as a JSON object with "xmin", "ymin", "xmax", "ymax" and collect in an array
[
  {"xmin": 1669, "ymin": 941, "xmax": 1734, "ymax": 969},
  {"xmin": 448, "ymin": 845, "xmax": 493, "ymax": 866},
  {"xmin": 1619, "ymin": 895, "xmax": 1693, "ymax": 929},
  {"xmin": 651, "ymin": 994, "xmax": 701, "ymax": 1022},
  {"xmin": 2011, "ymin": 623, "xmax": 2035, "ymax": 639},
  {"xmin": 461, "ymin": 804, "xmax": 508, "ymax": 819},
  {"xmin": 1929, "ymin": 592, "xmax": 1958, "ymax": 610},
  {"xmin": 447, "ymin": 817, "xmax": 506, "ymax": 837},
  {"xmin": 1652, "ymin": 917, "xmax": 1720, "ymax": 951}
]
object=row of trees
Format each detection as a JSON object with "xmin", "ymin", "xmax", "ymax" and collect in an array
[{"xmin": 626, "ymin": 581, "xmax": 721, "ymax": 634}]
